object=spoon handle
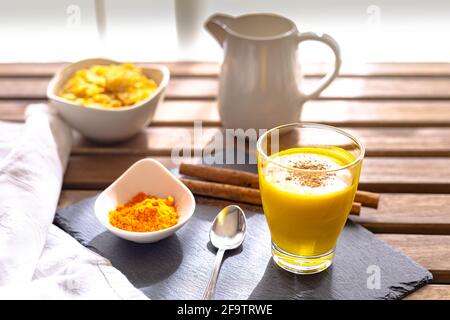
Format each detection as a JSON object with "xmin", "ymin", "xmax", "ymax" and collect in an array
[{"xmin": 202, "ymin": 248, "xmax": 226, "ymax": 300}]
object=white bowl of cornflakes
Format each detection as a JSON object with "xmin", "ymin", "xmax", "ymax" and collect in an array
[{"xmin": 47, "ymin": 58, "xmax": 170, "ymax": 143}]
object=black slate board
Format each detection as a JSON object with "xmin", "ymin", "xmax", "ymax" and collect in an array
[{"xmin": 55, "ymin": 195, "xmax": 432, "ymax": 300}]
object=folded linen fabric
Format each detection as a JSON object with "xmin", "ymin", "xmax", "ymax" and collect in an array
[{"xmin": 0, "ymin": 104, "xmax": 146, "ymax": 299}]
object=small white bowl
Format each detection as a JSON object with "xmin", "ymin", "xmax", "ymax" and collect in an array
[
  {"xmin": 47, "ymin": 58, "xmax": 170, "ymax": 143},
  {"xmin": 94, "ymin": 159, "xmax": 195, "ymax": 243}
]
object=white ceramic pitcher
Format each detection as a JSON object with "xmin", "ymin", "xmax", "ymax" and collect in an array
[{"xmin": 205, "ymin": 13, "xmax": 341, "ymax": 130}]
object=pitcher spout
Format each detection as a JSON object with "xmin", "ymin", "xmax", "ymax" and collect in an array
[{"xmin": 204, "ymin": 13, "xmax": 235, "ymax": 47}]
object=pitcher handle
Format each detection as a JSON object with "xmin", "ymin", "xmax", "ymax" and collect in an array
[
  {"xmin": 296, "ymin": 32, "xmax": 341, "ymax": 101},
  {"xmin": 204, "ymin": 13, "xmax": 235, "ymax": 47}
]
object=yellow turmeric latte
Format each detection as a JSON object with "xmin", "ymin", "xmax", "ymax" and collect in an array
[
  {"xmin": 109, "ymin": 192, "xmax": 179, "ymax": 232},
  {"xmin": 259, "ymin": 147, "xmax": 358, "ymax": 257},
  {"xmin": 58, "ymin": 63, "xmax": 158, "ymax": 108}
]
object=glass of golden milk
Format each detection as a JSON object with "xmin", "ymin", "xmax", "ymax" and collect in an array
[{"xmin": 257, "ymin": 123, "xmax": 364, "ymax": 274}]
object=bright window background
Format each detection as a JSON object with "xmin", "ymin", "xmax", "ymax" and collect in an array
[{"xmin": 0, "ymin": 0, "xmax": 449, "ymax": 63}]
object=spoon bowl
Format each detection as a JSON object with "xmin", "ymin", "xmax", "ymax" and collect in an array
[
  {"xmin": 210, "ymin": 205, "xmax": 247, "ymax": 250},
  {"xmin": 202, "ymin": 205, "xmax": 247, "ymax": 300}
]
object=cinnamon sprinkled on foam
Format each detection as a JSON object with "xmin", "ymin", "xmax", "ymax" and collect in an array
[
  {"xmin": 266, "ymin": 153, "xmax": 351, "ymax": 194},
  {"xmin": 287, "ymin": 157, "xmax": 335, "ymax": 188}
]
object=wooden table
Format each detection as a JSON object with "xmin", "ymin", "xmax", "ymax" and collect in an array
[{"xmin": 1, "ymin": 62, "xmax": 450, "ymax": 300}]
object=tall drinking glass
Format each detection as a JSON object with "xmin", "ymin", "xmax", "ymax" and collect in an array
[{"xmin": 257, "ymin": 123, "xmax": 365, "ymax": 274}]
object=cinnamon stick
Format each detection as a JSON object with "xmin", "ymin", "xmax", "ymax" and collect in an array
[
  {"xmin": 351, "ymin": 202, "xmax": 361, "ymax": 216},
  {"xmin": 179, "ymin": 163, "xmax": 380, "ymax": 208},
  {"xmin": 181, "ymin": 178, "xmax": 361, "ymax": 216},
  {"xmin": 180, "ymin": 178, "xmax": 261, "ymax": 205},
  {"xmin": 179, "ymin": 163, "xmax": 259, "ymax": 189},
  {"xmin": 354, "ymin": 190, "xmax": 380, "ymax": 209}
]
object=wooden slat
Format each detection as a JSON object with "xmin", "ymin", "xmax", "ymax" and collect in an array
[
  {"xmin": 0, "ymin": 62, "xmax": 221, "ymax": 78},
  {"xmin": 2, "ymin": 62, "xmax": 450, "ymax": 77},
  {"xmin": 346, "ymin": 128, "xmax": 450, "ymax": 157},
  {"xmin": 64, "ymin": 155, "xmax": 450, "ymax": 193},
  {"xmin": 64, "ymin": 156, "xmax": 179, "ymax": 189},
  {"xmin": 378, "ymin": 234, "xmax": 450, "ymax": 284},
  {"xmin": 154, "ymin": 99, "xmax": 450, "ymax": 129},
  {"xmin": 405, "ymin": 285, "xmax": 450, "ymax": 300},
  {"xmin": 0, "ymin": 101, "xmax": 33, "ymax": 121},
  {"xmin": 301, "ymin": 100, "xmax": 450, "ymax": 128},
  {"xmin": 72, "ymin": 127, "xmax": 220, "ymax": 156},
  {"xmin": 3, "ymin": 77, "xmax": 450, "ymax": 100},
  {"xmin": 304, "ymin": 78, "xmax": 450, "ymax": 100},
  {"xmin": 354, "ymin": 194, "xmax": 450, "ymax": 235},
  {"xmin": 360, "ymin": 157, "xmax": 450, "ymax": 193},
  {"xmin": 4, "ymin": 100, "xmax": 450, "ymax": 128},
  {"xmin": 67, "ymin": 126, "xmax": 450, "ymax": 157},
  {"xmin": 320, "ymin": 63, "xmax": 450, "ymax": 78},
  {"xmin": 0, "ymin": 78, "xmax": 48, "ymax": 99},
  {"xmin": 193, "ymin": 76, "xmax": 450, "ymax": 100}
]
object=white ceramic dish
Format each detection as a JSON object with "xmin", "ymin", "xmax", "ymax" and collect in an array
[
  {"xmin": 94, "ymin": 159, "xmax": 195, "ymax": 243},
  {"xmin": 47, "ymin": 58, "xmax": 170, "ymax": 143}
]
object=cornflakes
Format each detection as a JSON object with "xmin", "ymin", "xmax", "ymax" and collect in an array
[{"xmin": 58, "ymin": 63, "xmax": 158, "ymax": 108}]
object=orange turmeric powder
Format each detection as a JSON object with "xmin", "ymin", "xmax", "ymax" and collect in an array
[{"xmin": 109, "ymin": 192, "xmax": 179, "ymax": 232}]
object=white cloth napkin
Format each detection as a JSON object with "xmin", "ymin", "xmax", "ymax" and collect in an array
[{"xmin": 0, "ymin": 104, "xmax": 146, "ymax": 299}]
